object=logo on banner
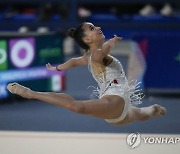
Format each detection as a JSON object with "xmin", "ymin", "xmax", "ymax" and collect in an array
[
  {"xmin": 9, "ymin": 38, "xmax": 35, "ymax": 68},
  {"xmin": 0, "ymin": 40, "xmax": 8, "ymax": 70}
]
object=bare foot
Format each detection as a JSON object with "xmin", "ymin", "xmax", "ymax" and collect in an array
[
  {"xmin": 151, "ymin": 104, "xmax": 167, "ymax": 118},
  {"xmin": 7, "ymin": 83, "xmax": 33, "ymax": 99},
  {"xmin": 140, "ymin": 104, "xmax": 167, "ymax": 121}
]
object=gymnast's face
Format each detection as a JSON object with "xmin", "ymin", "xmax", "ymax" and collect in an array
[{"xmin": 82, "ymin": 22, "xmax": 105, "ymax": 46}]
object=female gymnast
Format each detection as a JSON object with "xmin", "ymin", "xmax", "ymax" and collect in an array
[{"xmin": 7, "ymin": 22, "xmax": 166, "ymax": 126}]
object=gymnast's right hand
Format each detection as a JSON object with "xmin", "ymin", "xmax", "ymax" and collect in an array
[{"xmin": 46, "ymin": 63, "xmax": 58, "ymax": 71}]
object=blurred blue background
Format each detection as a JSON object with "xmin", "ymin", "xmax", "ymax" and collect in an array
[{"xmin": 0, "ymin": 0, "xmax": 180, "ymax": 134}]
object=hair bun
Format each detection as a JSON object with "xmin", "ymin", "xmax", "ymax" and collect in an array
[{"xmin": 67, "ymin": 28, "xmax": 76, "ymax": 38}]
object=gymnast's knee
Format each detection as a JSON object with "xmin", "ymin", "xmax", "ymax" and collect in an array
[{"xmin": 68, "ymin": 101, "xmax": 86, "ymax": 114}]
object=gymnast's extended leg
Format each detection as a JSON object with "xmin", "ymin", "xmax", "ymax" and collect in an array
[
  {"xmin": 7, "ymin": 83, "xmax": 125, "ymax": 119},
  {"xmin": 112, "ymin": 105, "xmax": 166, "ymax": 126},
  {"xmin": 7, "ymin": 83, "xmax": 166, "ymax": 125}
]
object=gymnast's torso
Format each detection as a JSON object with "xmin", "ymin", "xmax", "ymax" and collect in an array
[
  {"xmin": 88, "ymin": 53, "xmax": 127, "ymax": 95},
  {"xmin": 88, "ymin": 53, "xmax": 143, "ymax": 106}
]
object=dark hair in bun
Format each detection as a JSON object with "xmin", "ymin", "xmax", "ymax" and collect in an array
[
  {"xmin": 67, "ymin": 23, "xmax": 89, "ymax": 50},
  {"xmin": 67, "ymin": 28, "xmax": 76, "ymax": 38}
]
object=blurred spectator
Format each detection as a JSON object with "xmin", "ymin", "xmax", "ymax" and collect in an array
[
  {"xmin": 37, "ymin": 27, "xmax": 49, "ymax": 33},
  {"xmin": 78, "ymin": 7, "xmax": 91, "ymax": 19},
  {"xmin": 139, "ymin": 4, "xmax": 156, "ymax": 16},
  {"xmin": 160, "ymin": 3, "xmax": 174, "ymax": 17},
  {"xmin": 38, "ymin": 3, "xmax": 69, "ymax": 22},
  {"xmin": 3, "ymin": 6, "xmax": 18, "ymax": 20},
  {"xmin": 18, "ymin": 26, "xmax": 30, "ymax": 33}
]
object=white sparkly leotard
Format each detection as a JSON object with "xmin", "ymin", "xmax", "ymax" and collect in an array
[{"xmin": 88, "ymin": 53, "xmax": 143, "ymax": 123}]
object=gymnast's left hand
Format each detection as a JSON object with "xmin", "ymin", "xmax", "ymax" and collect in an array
[
  {"xmin": 46, "ymin": 63, "xmax": 57, "ymax": 71},
  {"xmin": 109, "ymin": 35, "xmax": 123, "ymax": 48}
]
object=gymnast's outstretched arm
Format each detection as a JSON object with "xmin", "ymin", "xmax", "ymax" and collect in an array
[
  {"xmin": 46, "ymin": 54, "xmax": 88, "ymax": 71},
  {"xmin": 102, "ymin": 35, "xmax": 122, "ymax": 54},
  {"xmin": 92, "ymin": 35, "xmax": 122, "ymax": 63}
]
